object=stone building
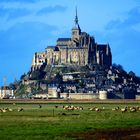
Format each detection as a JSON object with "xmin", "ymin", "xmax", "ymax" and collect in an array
[
  {"xmin": 31, "ymin": 52, "xmax": 46, "ymax": 71},
  {"xmin": 31, "ymin": 9, "xmax": 112, "ymax": 70},
  {"xmin": 0, "ymin": 86, "xmax": 14, "ymax": 99}
]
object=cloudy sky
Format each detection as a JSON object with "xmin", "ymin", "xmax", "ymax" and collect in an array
[{"xmin": 0, "ymin": 0, "xmax": 140, "ymax": 86}]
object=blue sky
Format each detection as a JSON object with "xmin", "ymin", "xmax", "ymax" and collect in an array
[{"xmin": 0, "ymin": 0, "xmax": 140, "ymax": 86}]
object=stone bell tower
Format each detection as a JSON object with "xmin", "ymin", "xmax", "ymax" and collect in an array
[{"xmin": 71, "ymin": 7, "xmax": 81, "ymax": 41}]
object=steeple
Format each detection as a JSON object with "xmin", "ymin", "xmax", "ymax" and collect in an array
[
  {"xmin": 72, "ymin": 7, "xmax": 81, "ymax": 40},
  {"xmin": 75, "ymin": 7, "xmax": 78, "ymax": 25}
]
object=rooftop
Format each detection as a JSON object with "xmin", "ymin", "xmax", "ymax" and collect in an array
[
  {"xmin": 46, "ymin": 46, "xmax": 55, "ymax": 49},
  {"xmin": 57, "ymin": 38, "xmax": 71, "ymax": 42}
]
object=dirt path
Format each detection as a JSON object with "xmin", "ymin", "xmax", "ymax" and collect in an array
[{"xmin": 69, "ymin": 128, "xmax": 140, "ymax": 140}]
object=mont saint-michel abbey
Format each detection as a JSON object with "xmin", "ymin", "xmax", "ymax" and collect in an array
[{"xmin": 31, "ymin": 10, "xmax": 112, "ymax": 70}]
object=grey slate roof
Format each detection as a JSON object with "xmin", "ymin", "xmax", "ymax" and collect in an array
[
  {"xmin": 46, "ymin": 46, "xmax": 55, "ymax": 49},
  {"xmin": 57, "ymin": 38, "xmax": 71, "ymax": 42}
]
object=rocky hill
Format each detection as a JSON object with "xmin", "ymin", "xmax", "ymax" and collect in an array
[{"xmin": 10, "ymin": 63, "xmax": 140, "ymax": 99}]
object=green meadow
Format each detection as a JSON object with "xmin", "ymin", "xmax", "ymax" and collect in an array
[{"xmin": 0, "ymin": 100, "xmax": 140, "ymax": 140}]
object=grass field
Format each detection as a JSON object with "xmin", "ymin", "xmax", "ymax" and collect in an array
[{"xmin": 0, "ymin": 100, "xmax": 140, "ymax": 140}]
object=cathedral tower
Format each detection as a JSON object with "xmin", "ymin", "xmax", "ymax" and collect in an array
[{"xmin": 72, "ymin": 7, "xmax": 81, "ymax": 41}]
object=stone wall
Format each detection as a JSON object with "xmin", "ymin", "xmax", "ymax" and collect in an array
[
  {"xmin": 60, "ymin": 93, "xmax": 99, "ymax": 100},
  {"xmin": 135, "ymin": 95, "xmax": 140, "ymax": 100}
]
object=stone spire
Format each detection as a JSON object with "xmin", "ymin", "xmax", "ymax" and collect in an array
[
  {"xmin": 75, "ymin": 7, "xmax": 78, "ymax": 25},
  {"xmin": 72, "ymin": 7, "xmax": 81, "ymax": 40}
]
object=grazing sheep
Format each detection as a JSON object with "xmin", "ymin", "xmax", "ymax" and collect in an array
[
  {"xmin": 88, "ymin": 107, "xmax": 95, "ymax": 111},
  {"xmin": 63, "ymin": 105, "xmax": 69, "ymax": 110},
  {"xmin": 121, "ymin": 108, "xmax": 127, "ymax": 113},
  {"xmin": 112, "ymin": 108, "xmax": 116, "ymax": 111},
  {"xmin": 18, "ymin": 107, "xmax": 24, "ymax": 112},
  {"xmin": 116, "ymin": 106, "xmax": 120, "ymax": 110},
  {"xmin": 129, "ymin": 107, "xmax": 136, "ymax": 112},
  {"xmin": 79, "ymin": 106, "xmax": 83, "ymax": 110},
  {"xmin": 95, "ymin": 108, "xmax": 101, "ymax": 112},
  {"xmin": 74, "ymin": 106, "xmax": 78, "ymax": 110},
  {"xmin": 112, "ymin": 107, "xmax": 120, "ymax": 111},
  {"xmin": 70, "ymin": 105, "xmax": 74, "ymax": 110},
  {"xmin": 2, "ymin": 109, "xmax": 7, "ymax": 113},
  {"xmin": 8, "ymin": 108, "xmax": 13, "ymax": 112}
]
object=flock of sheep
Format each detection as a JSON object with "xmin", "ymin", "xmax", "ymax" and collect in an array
[
  {"xmin": 0, "ymin": 107, "xmax": 24, "ymax": 113},
  {"xmin": 62, "ymin": 105, "xmax": 83, "ymax": 111},
  {"xmin": 61, "ymin": 104, "xmax": 140, "ymax": 113},
  {"xmin": 112, "ymin": 106, "xmax": 140, "ymax": 113},
  {"xmin": 0, "ymin": 104, "xmax": 140, "ymax": 113}
]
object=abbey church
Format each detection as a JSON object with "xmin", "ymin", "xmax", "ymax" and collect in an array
[{"xmin": 31, "ymin": 9, "xmax": 112, "ymax": 70}]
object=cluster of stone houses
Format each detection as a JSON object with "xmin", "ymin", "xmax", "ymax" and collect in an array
[{"xmin": 45, "ymin": 65, "xmax": 140, "ymax": 100}]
